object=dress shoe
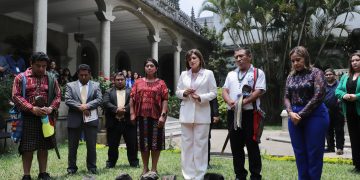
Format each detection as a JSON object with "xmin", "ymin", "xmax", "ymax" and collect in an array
[
  {"xmin": 351, "ymin": 167, "xmax": 360, "ymax": 174},
  {"xmin": 21, "ymin": 175, "xmax": 31, "ymax": 180},
  {"xmin": 336, "ymin": 149, "xmax": 344, "ymax": 155},
  {"xmin": 324, "ymin": 148, "xmax": 335, "ymax": 153},
  {"xmin": 106, "ymin": 161, "xmax": 115, "ymax": 168},
  {"xmin": 67, "ymin": 168, "xmax": 77, "ymax": 175},
  {"xmin": 130, "ymin": 162, "xmax": 140, "ymax": 168},
  {"xmin": 38, "ymin": 172, "xmax": 51, "ymax": 180},
  {"xmin": 88, "ymin": 168, "xmax": 98, "ymax": 174}
]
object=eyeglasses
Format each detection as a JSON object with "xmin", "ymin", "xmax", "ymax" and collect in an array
[{"xmin": 325, "ymin": 74, "xmax": 334, "ymax": 76}]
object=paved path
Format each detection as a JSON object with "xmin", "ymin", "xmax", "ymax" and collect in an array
[{"xmin": 171, "ymin": 129, "xmax": 352, "ymax": 159}]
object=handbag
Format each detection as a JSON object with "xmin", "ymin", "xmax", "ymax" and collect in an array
[
  {"xmin": 252, "ymin": 68, "xmax": 265, "ymax": 143},
  {"xmin": 9, "ymin": 73, "xmax": 26, "ymax": 143}
]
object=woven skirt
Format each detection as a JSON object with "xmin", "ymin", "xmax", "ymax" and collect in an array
[
  {"xmin": 19, "ymin": 113, "xmax": 55, "ymax": 154},
  {"xmin": 137, "ymin": 117, "xmax": 165, "ymax": 151}
]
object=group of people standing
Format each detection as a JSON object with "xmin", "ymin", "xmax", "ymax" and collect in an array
[{"xmin": 11, "ymin": 47, "xmax": 360, "ymax": 180}]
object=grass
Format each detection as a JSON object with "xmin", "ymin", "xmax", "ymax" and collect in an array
[{"xmin": 0, "ymin": 143, "xmax": 359, "ymax": 180}]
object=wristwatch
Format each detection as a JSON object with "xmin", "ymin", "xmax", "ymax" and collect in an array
[{"xmin": 161, "ymin": 112, "xmax": 167, "ymax": 117}]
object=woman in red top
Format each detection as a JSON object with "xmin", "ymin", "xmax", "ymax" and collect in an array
[{"xmin": 130, "ymin": 58, "xmax": 168, "ymax": 178}]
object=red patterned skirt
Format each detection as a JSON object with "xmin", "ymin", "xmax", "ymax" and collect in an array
[{"xmin": 137, "ymin": 117, "xmax": 165, "ymax": 151}]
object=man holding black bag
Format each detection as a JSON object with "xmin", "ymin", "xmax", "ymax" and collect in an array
[
  {"xmin": 222, "ymin": 48, "xmax": 266, "ymax": 180},
  {"xmin": 12, "ymin": 52, "xmax": 61, "ymax": 180}
]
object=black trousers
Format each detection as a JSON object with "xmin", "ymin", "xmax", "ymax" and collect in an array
[
  {"xmin": 326, "ymin": 108, "xmax": 345, "ymax": 150},
  {"xmin": 346, "ymin": 105, "xmax": 360, "ymax": 169},
  {"xmin": 106, "ymin": 120, "xmax": 138, "ymax": 166},
  {"xmin": 208, "ymin": 122, "xmax": 213, "ymax": 165},
  {"xmin": 68, "ymin": 124, "xmax": 97, "ymax": 171},
  {"xmin": 227, "ymin": 110, "xmax": 261, "ymax": 180}
]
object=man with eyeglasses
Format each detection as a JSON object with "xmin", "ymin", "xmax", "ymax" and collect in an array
[{"xmin": 324, "ymin": 68, "xmax": 345, "ymax": 155}]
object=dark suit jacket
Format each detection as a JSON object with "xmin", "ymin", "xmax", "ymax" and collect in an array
[
  {"xmin": 103, "ymin": 87, "xmax": 130, "ymax": 128},
  {"xmin": 210, "ymin": 98, "xmax": 219, "ymax": 119},
  {"xmin": 65, "ymin": 80, "xmax": 103, "ymax": 128}
]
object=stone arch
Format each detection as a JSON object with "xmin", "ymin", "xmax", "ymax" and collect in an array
[
  {"xmin": 161, "ymin": 28, "xmax": 178, "ymax": 45},
  {"xmin": 115, "ymin": 50, "xmax": 131, "ymax": 72},
  {"xmin": 77, "ymin": 40, "xmax": 99, "ymax": 77},
  {"xmin": 113, "ymin": 3, "xmax": 156, "ymax": 35}
]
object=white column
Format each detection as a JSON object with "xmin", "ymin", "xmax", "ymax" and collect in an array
[
  {"xmin": 173, "ymin": 45, "xmax": 182, "ymax": 91},
  {"xmin": 33, "ymin": 0, "xmax": 48, "ymax": 53},
  {"xmin": 148, "ymin": 34, "xmax": 161, "ymax": 61},
  {"xmin": 96, "ymin": 11, "xmax": 115, "ymax": 79},
  {"xmin": 100, "ymin": 20, "xmax": 111, "ymax": 78}
]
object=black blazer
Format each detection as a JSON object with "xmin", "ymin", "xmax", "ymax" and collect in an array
[
  {"xmin": 210, "ymin": 98, "xmax": 219, "ymax": 119},
  {"xmin": 103, "ymin": 87, "xmax": 131, "ymax": 128}
]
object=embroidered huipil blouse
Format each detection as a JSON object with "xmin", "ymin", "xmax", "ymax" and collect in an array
[
  {"xmin": 130, "ymin": 78, "xmax": 168, "ymax": 120},
  {"xmin": 284, "ymin": 67, "xmax": 326, "ymax": 118}
]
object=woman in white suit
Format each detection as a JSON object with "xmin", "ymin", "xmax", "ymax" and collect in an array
[{"xmin": 176, "ymin": 49, "xmax": 217, "ymax": 180}]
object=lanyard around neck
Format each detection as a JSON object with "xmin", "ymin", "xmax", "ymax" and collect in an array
[{"xmin": 237, "ymin": 68, "xmax": 249, "ymax": 84}]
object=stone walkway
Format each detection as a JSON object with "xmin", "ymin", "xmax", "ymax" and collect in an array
[{"xmin": 171, "ymin": 129, "xmax": 352, "ymax": 159}]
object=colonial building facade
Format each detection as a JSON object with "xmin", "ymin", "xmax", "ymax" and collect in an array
[{"xmin": 0, "ymin": 0, "xmax": 211, "ymax": 92}]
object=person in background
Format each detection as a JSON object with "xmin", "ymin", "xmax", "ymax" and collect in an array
[
  {"xmin": 126, "ymin": 70, "xmax": 134, "ymax": 89},
  {"xmin": 48, "ymin": 60, "xmax": 59, "ymax": 80},
  {"xmin": 335, "ymin": 52, "xmax": 360, "ymax": 173},
  {"xmin": 59, "ymin": 68, "xmax": 72, "ymax": 86},
  {"xmin": 133, "ymin": 72, "xmax": 140, "ymax": 80},
  {"xmin": 208, "ymin": 98, "xmax": 220, "ymax": 168},
  {"xmin": 122, "ymin": 69, "xmax": 127, "ymax": 78},
  {"xmin": 0, "ymin": 54, "xmax": 10, "ymax": 79},
  {"xmin": 284, "ymin": 46, "xmax": 329, "ymax": 179},
  {"xmin": 176, "ymin": 49, "xmax": 217, "ymax": 179},
  {"xmin": 323, "ymin": 68, "xmax": 344, "ymax": 155},
  {"xmin": 103, "ymin": 72, "xmax": 139, "ymax": 168},
  {"xmin": 12, "ymin": 52, "xmax": 61, "ymax": 180},
  {"xmin": 6, "ymin": 49, "xmax": 26, "ymax": 75},
  {"xmin": 130, "ymin": 58, "xmax": 168, "ymax": 179}
]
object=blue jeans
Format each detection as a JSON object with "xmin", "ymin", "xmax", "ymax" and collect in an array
[{"xmin": 288, "ymin": 103, "xmax": 329, "ymax": 180}]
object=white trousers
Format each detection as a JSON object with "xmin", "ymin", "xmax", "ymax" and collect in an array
[{"xmin": 181, "ymin": 123, "xmax": 210, "ymax": 180}]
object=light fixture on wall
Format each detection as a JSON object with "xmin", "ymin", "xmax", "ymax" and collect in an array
[{"xmin": 74, "ymin": 17, "xmax": 84, "ymax": 44}]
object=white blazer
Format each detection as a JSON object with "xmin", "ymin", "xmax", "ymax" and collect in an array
[{"xmin": 176, "ymin": 69, "xmax": 217, "ymax": 124}]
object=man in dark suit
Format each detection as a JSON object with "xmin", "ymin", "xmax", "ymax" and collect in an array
[
  {"xmin": 65, "ymin": 64, "xmax": 102, "ymax": 174},
  {"xmin": 103, "ymin": 72, "xmax": 139, "ymax": 168},
  {"xmin": 208, "ymin": 98, "xmax": 220, "ymax": 168}
]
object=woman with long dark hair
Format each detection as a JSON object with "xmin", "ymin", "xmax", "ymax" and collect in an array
[
  {"xmin": 335, "ymin": 52, "xmax": 360, "ymax": 173},
  {"xmin": 130, "ymin": 58, "xmax": 168, "ymax": 179},
  {"xmin": 284, "ymin": 46, "xmax": 329, "ymax": 179}
]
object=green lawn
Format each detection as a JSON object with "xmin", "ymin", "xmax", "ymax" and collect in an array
[{"xmin": 0, "ymin": 143, "xmax": 359, "ymax": 180}]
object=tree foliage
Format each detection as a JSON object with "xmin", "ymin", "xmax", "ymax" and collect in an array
[{"xmin": 200, "ymin": 0, "xmax": 360, "ymax": 122}]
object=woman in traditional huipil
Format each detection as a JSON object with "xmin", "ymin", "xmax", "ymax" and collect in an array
[
  {"xmin": 284, "ymin": 46, "xmax": 329, "ymax": 180},
  {"xmin": 335, "ymin": 52, "xmax": 360, "ymax": 173},
  {"xmin": 130, "ymin": 58, "xmax": 168, "ymax": 179}
]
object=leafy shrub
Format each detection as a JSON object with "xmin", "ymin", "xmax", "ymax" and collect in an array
[
  {"xmin": 168, "ymin": 94, "xmax": 180, "ymax": 118},
  {"xmin": 167, "ymin": 87, "xmax": 228, "ymax": 129},
  {"xmin": 0, "ymin": 76, "xmax": 14, "ymax": 113}
]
